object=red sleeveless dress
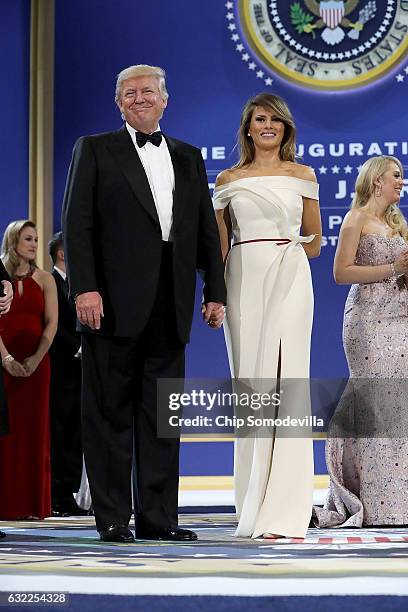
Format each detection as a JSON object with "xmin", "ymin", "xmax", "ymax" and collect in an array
[{"xmin": 0, "ymin": 276, "xmax": 51, "ymax": 519}]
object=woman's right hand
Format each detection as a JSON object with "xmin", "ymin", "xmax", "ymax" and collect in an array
[
  {"xmin": 3, "ymin": 359, "xmax": 27, "ymax": 377},
  {"xmin": 393, "ymin": 251, "xmax": 408, "ymax": 275}
]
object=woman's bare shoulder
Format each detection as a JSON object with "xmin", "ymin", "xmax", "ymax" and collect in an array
[
  {"xmin": 289, "ymin": 162, "xmax": 317, "ymax": 182},
  {"xmin": 342, "ymin": 208, "xmax": 367, "ymax": 229},
  {"xmin": 216, "ymin": 166, "xmax": 255, "ymax": 186},
  {"xmin": 34, "ymin": 268, "xmax": 56, "ymax": 289},
  {"xmin": 215, "ymin": 168, "xmax": 241, "ymax": 187}
]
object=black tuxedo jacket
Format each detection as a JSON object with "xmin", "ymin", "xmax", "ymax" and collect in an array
[
  {"xmin": 0, "ymin": 261, "xmax": 10, "ymax": 286},
  {"xmin": 62, "ymin": 126, "xmax": 226, "ymax": 341},
  {"xmin": 49, "ymin": 270, "xmax": 81, "ymax": 375}
]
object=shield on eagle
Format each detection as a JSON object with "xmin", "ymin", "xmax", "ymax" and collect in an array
[{"xmin": 319, "ymin": 0, "xmax": 345, "ymax": 29}]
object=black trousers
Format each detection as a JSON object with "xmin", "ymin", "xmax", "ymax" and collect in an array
[
  {"xmin": 81, "ymin": 243, "xmax": 185, "ymax": 532},
  {"xmin": 50, "ymin": 360, "xmax": 83, "ymax": 505}
]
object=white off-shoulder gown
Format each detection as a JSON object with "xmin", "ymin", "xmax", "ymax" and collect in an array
[{"xmin": 214, "ymin": 176, "xmax": 319, "ymax": 538}]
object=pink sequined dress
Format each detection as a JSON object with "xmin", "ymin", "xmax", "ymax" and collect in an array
[{"xmin": 314, "ymin": 233, "xmax": 408, "ymax": 527}]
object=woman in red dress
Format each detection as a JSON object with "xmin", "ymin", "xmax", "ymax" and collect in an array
[{"xmin": 0, "ymin": 220, "xmax": 58, "ymax": 520}]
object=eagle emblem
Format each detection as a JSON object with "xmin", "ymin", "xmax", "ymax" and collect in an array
[
  {"xmin": 233, "ymin": 0, "xmax": 407, "ymax": 90},
  {"xmin": 291, "ymin": 0, "xmax": 377, "ymax": 46}
]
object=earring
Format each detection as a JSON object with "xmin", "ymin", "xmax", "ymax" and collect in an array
[{"xmin": 247, "ymin": 132, "xmax": 251, "ymax": 138}]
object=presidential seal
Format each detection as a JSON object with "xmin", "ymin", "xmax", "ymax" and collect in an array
[{"xmin": 235, "ymin": 0, "xmax": 408, "ymax": 89}]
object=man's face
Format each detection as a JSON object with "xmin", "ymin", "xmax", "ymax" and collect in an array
[{"xmin": 117, "ymin": 75, "xmax": 167, "ymax": 134}]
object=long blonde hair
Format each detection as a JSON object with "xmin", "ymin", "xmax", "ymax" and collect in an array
[
  {"xmin": 234, "ymin": 93, "xmax": 296, "ymax": 168},
  {"xmin": 352, "ymin": 156, "xmax": 407, "ymax": 240},
  {"xmin": 1, "ymin": 220, "xmax": 38, "ymax": 276}
]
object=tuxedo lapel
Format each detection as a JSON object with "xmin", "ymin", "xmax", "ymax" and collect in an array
[
  {"xmin": 107, "ymin": 127, "xmax": 160, "ymax": 226},
  {"xmin": 165, "ymin": 136, "xmax": 190, "ymax": 230},
  {"xmin": 53, "ymin": 270, "xmax": 68, "ymax": 299}
]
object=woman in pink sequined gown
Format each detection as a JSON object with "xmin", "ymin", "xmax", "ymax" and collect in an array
[{"xmin": 314, "ymin": 156, "xmax": 408, "ymax": 528}]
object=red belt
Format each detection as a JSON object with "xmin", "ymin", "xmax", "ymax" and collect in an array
[{"xmin": 232, "ymin": 238, "xmax": 291, "ymax": 247}]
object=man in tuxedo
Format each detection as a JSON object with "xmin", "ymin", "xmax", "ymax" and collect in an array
[
  {"xmin": 48, "ymin": 232, "xmax": 87, "ymax": 517},
  {"xmin": 62, "ymin": 64, "xmax": 226, "ymax": 543}
]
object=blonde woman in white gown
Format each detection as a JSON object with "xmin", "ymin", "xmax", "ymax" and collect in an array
[{"xmin": 214, "ymin": 94, "xmax": 322, "ymax": 539}]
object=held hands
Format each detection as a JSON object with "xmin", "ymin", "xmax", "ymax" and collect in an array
[
  {"xmin": 393, "ymin": 251, "xmax": 408, "ymax": 275},
  {"xmin": 22, "ymin": 355, "xmax": 41, "ymax": 376},
  {"xmin": 0, "ymin": 281, "xmax": 13, "ymax": 315},
  {"xmin": 2, "ymin": 353, "xmax": 40, "ymax": 377},
  {"xmin": 201, "ymin": 302, "xmax": 225, "ymax": 329},
  {"xmin": 75, "ymin": 291, "xmax": 104, "ymax": 330},
  {"xmin": 2, "ymin": 357, "xmax": 27, "ymax": 377}
]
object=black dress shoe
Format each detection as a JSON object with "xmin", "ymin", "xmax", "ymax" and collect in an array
[
  {"xmin": 135, "ymin": 526, "xmax": 198, "ymax": 541},
  {"xmin": 99, "ymin": 524, "xmax": 135, "ymax": 543},
  {"xmin": 0, "ymin": 530, "xmax": 6, "ymax": 539},
  {"xmin": 52, "ymin": 500, "xmax": 90, "ymax": 517},
  {"xmin": 52, "ymin": 509, "xmax": 71, "ymax": 518}
]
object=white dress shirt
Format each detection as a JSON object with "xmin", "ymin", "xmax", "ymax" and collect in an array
[
  {"xmin": 53, "ymin": 265, "xmax": 67, "ymax": 281},
  {"xmin": 126, "ymin": 122, "xmax": 175, "ymax": 242}
]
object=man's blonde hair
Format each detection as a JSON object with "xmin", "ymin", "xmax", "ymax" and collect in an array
[{"xmin": 115, "ymin": 64, "xmax": 168, "ymax": 104}]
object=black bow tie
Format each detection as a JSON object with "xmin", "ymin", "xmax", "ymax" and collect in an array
[{"xmin": 136, "ymin": 131, "xmax": 162, "ymax": 148}]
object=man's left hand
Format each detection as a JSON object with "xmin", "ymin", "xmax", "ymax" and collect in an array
[
  {"xmin": 0, "ymin": 281, "xmax": 13, "ymax": 315},
  {"xmin": 202, "ymin": 302, "xmax": 225, "ymax": 329}
]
